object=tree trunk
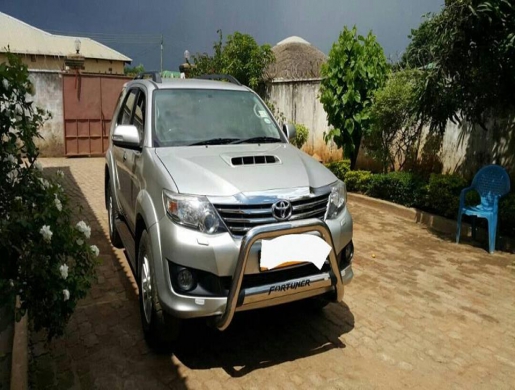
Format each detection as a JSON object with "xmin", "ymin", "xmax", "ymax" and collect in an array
[{"xmin": 350, "ymin": 134, "xmax": 362, "ymax": 170}]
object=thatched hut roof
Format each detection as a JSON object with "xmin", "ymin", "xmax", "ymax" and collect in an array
[{"xmin": 265, "ymin": 36, "xmax": 327, "ymax": 81}]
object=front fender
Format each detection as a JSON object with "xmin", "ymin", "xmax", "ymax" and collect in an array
[
  {"xmin": 105, "ymin": 149, "xmax": 121, "ymax": 212},
  {"xmin": 136, "ymin": 189, "xmax": 159, "ymax": 230}
]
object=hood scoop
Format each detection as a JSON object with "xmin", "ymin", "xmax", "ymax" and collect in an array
[{"xmin": 231, "ymin": 155, "xmax": 279, "ymax": 166}]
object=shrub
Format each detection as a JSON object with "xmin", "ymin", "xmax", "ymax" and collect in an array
[
  {"xmin": 423, "ymin": 174, "xmax": 469, "ymax": 219},
  {"xmin": 291, "ymin": 123, "xmax": 309, "ymax": 149},
  {"xmin": 325, "ymin": 160, "xmax": 351, "ymax": 181},
  {"xmin": 499, "ymin": 193, "xmax": 515, "ymax": 237},
  {"xmin": 367, "ymin": 171, "xmax": 425, "ymax": 208},
  {"xmin": 0, "ymin": 53, "xmax": 98, "ymax": 339},
  {"xmin": 344, "ymin": 170, "xmax": 373, "ymax": 193}
]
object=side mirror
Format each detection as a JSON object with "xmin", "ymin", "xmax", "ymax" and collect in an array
[
  {"xmin": 283, "ymin": 123, "xmax": 297, "ymax": 142},
  {"xmin": 112, "ymin": 125, "xmax": 141, "ymax": 150}
]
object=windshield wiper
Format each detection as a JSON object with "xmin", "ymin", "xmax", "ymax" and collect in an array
[
  {"xmin": 188, "ymin": 138, "xmax": 240, "ymax": 146},
  {"xmin": 231, "ymin": 136, "xmax": 282, "ymax": 144}
]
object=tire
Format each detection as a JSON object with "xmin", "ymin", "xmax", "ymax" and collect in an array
[
  {"xmin": 106, "ymin": 184, "xmax": 123, "ymax": 248},
  {"xmin": 138, "ymin": 230, "xmax": 181, "ymax": 349}
]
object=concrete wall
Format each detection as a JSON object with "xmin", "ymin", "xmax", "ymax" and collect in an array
[
  {"xmin": 0, "ymin": 53, "xmax": 125, "ymax": 74},
  {"xmin": 28, "ymin": 71, "xmax": 64, "ymax": 156},
  {"xmin": 431, "ymin": 118, "xmax": 515, "ymax": 180},
  {"xmin": 267, "ymin": 79, "xmax": 515, "ymax": 178},
  {"xmin": 265, "ymin": 79, "xmax": 342, "ymax": 161}
]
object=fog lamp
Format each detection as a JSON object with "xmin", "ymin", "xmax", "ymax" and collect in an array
[{"xmin": 177, "ymin": 268, "xmax": 195, "ymax": 291}]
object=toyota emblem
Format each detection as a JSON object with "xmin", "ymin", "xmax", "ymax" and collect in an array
[{"xmin": 272, "ymin": 200, "xmax": 293, "ymax": 221}]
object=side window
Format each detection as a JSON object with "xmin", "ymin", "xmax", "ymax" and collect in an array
[
  {"xmin": 133, "ymin": 91, "xmax": 146, "ymax": 142},
  {"xmin": 118, "ymin": 89, "xmax": 137, "ymax": 125}
]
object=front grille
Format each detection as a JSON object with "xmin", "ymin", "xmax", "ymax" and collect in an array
[{"xmin": 213, "ymin": 193, "xmax": 330, "ymax": 236}]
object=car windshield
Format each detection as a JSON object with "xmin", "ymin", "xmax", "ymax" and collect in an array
[{"xmin": 152, "ymin": 89, "xmax": 284, "ymax": 147}]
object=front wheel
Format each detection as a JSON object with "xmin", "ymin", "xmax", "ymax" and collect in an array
[{"xmin": 138, "ymin": 231, "xmax": 181, "ymax": 349}]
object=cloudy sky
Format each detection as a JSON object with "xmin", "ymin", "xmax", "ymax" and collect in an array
[{"xmin": 1, "ymin": 0, "xmax": 443, "ymax": 70}]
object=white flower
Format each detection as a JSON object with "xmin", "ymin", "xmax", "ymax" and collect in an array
[
  {"xmin": 2, "ymin": 79, "xmax": 9, "ymax": 89},
  {"xmin": 9, "ymin": 127, "xmax": 19, "ymax": 135},
  {"xmin": 9, "ymin": 279, "xmax": 14, "ymax": 287},
  {"xmin": 59, "ymin": 264, "xmax": 69, "ymax": 279},
  {"xmin": 40, "ymin": 225, "xmax": 52, "ymax": 242},
  {"xmin": 90, "ymin": 245, "xmax": 99, "ymax": 257},
  {"xmin": 38, "ymin": 178, "xmax": 50, "ymax": 189},
  {"xmin": 6, "ymin": 214, "xmax": 9, "ymax": 220},
  {"xmin": 56, "ymin": 170, "xmax": 64, "ymax": 178},
  {"xmin": 54, "ymin": 198, "xmax": 62, "ymax": 212},
  {"xmin": 7, "ymin": 169, "xmax": 19, "ymax": 183},
  {"xmin": 4, "ymin": 154, "xmax": 16, "ymax": 164},
  {"xmin": 76, "ymin": 221, "xmax": 91, "ymax": 239},
  {"xmin": 76, "ymin": 238, "xmax": 84, "ymax": 246},
  {"xmin": 34, "ymin": 161, "xmax": 43, "ymax": 171},
  {"xmin": 63, "ymin": 289, "xmax": 70, "ymax": 301},
  {"xmin": 14, "ymin": 196, "xmax": 22, "ymax": 202},
  {"xmin": 1, "ymin": 134, "xmax": 9, "ymax": 143}
]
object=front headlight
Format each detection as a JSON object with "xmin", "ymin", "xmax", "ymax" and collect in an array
[
  {"xmin": 163, "ymin": 191, "xmax": 225, "ymax": 234},
  {"xmin": 326, "ymin": 180, "xmax": 347, "ymax": 219}
]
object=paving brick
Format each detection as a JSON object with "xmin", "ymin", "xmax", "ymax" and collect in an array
[{"xmin": 27, "ymin": 158, "xmax": 515, "ymax": 389}]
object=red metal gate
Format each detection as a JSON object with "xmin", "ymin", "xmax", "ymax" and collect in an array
[{"xmin": 63, "ymin": 74, "xmax": 131, "ymax": 156}]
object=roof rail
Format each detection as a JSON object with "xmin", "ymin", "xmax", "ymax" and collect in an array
[
  {"xmin": 196, "ymin": 74, "xmax": 242, "ymax": 86},
  {"xmin": 134, "ymin": 71, "xmax": 162, "ymax": 83}
]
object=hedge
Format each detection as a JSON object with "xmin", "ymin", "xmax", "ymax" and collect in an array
[{"xmin": 325, "ymin": 162, "xmax": 515, "ymax": 237}]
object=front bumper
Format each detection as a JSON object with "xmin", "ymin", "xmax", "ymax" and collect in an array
[{"xmin": 148, "ymin": 210, "xmax": 353, "ymax": 329}]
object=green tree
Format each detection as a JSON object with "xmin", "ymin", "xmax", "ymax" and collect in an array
[
  {"xmin": 124, "ymin": 63, "xmax": 145, "ymax": 77},
  {"xmin": 320, "ymin": 26, "xmax": 388, "ymax": 169},
  {"xmin": 402, "ymin": 0, "xmax": 515, "ymax": 132},
  {"xmin": 366, "ymin": 69, "xmax": 424, "ymax": 172},
  {"xmin": 191, "ymin": 30, "xmax": 274, "ymax": 90}
]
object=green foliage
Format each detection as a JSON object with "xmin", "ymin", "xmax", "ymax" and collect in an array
[
  {"xmin": 344, "ymin": 170, "xmax": 373, "ymax": 192},
  {"xmin": 264, "ymin": 99, "xmax": 286, "ymax": 124},
  {"xmin": 325, "ymin": 160, "xmax": 351, "ymax": 181},
  {"xmin": 402, "ymin": 0, "xmax": 515, "ymax": 132},
  {"xmin": 320, "ymin": 26, "xmax": 389, "ymax": 169},
  {"xmin": 325, "ymin": 159, "xmax": 515, "ymax": 237},
  {"xmin": 124, "ymin": 63, "xmax": 145, "ymax": 77},
  {"xmin": 0, "ymin": 54, "xmax": 99, "ymax": 339},
  {"xmin": 291, "ymin": 123, "xmax": 309, "ymax": 149},
  {"xmin": 423, "ymin": 174, "xmax": 468, "ymax": 219},
  {"xmin": 191, "ymin": 30, "xmax": 275, "ymax": 90},
  {"xmin": 499, "ymin": 194, "xmax": 515, "ymax": 237},
  {"xmin": 366, "ymin": 69, "xmax": 424, "ymax": 172},
  {"xmin": 367, "ymin": 172, "xmax": 425, "ymax": 208}
]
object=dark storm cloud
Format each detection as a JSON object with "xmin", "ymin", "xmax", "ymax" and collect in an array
[{"xmin": 1, "ymin": 0, "xmax": 443, "ymax": 70}]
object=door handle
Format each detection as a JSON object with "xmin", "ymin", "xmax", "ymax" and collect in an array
[{"xmin": 123, "ymin": 151, "xmax": 127, "ymax": 161}]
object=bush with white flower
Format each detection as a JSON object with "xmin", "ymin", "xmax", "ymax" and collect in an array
[{"xmin": 0, "ymin": 53, "xmax": 99, "ymax": 339}]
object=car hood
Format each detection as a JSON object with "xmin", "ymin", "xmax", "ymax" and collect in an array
[{"xmin": 155, "ymin": 144, "xmax": 336, "ymax": 196}]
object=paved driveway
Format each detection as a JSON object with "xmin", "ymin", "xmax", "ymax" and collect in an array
[{"xmin": 31, "ymin": 158, "xmax": 515, "ymax": 389}]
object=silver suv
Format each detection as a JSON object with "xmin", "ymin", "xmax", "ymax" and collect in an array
[{"xmin": 104, "ymin": 73, "xmax": 354, "ymax": 346}]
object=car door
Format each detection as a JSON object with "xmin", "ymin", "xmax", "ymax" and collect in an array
[
  {"xmin": 126, "ymin": 89, "xmax": 146, "ymax": 232},
  {"xmin": 113, "ymin": 88, "xmax": 138, "ymax": 224}
]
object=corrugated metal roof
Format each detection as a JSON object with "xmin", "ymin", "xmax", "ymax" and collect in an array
[{"xmin": 0, "ymin": 12, "xmax": 131, "ymax": 62}]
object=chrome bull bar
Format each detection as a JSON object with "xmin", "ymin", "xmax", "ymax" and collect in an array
[{"xmin": 214, "ymin": 218, "xmax": 344, "ymax": 331}]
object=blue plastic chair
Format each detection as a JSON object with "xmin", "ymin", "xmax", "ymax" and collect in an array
[{"xmin": 456, "ymin": 165, "xmax": 511, "ymax": 253}]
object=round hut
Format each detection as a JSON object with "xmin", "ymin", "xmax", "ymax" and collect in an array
[{"xmin": 265, "ymin": 36, "xmax": 327, "ymax": 81}]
